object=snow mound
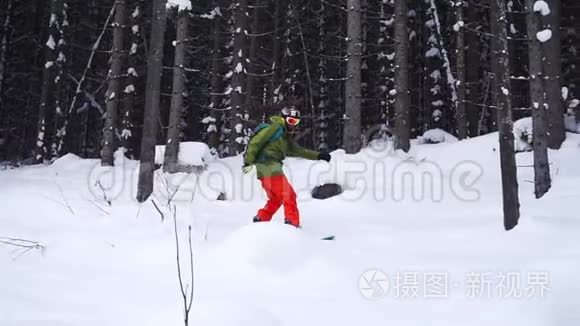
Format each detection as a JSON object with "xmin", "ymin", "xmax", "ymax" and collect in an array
[
  {"xmin": 50, "ymin": 153, "xmax": 82, "ymax": 169},
  {"xmin": 211, "ymin": 223, "xmax": 315, "ymax": 274},
  {"xmin": 189, "ymin": 301, "xmax": 282, "ymax": 326},
  {"xmin": 166, "ymin": 0, "xmax": 191, "ymax": 11},
  {"xmin": 513, "ymin": 117, "xmax": 533, "ymax": 152},
  {"xmin": 417, "ymin": 128, "xmax": 458, "ymax": 144},
  {"xmin": 155, "ymin": 142, "xmax": 216, "ymax": 166}
]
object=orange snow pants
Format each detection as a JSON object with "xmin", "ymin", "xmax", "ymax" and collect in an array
[{"xmin": 256, "ymin": 174, "xmax": 300, "ymax": 227}]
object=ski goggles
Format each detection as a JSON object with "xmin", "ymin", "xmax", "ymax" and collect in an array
[{"xmin": 285, "ymin": 116, "xmax": 301, "ymax": 126}]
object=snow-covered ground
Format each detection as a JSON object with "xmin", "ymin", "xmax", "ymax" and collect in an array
[{"xmin": 2, "ymin": 133, "xmax": 580, "ymax": 326}]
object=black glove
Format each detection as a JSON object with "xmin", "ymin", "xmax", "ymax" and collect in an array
[{"xmin": 318, "ymin": 152, "xmax": 331, "ymax": 162}]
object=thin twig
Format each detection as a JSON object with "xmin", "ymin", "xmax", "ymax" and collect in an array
[
  {"xmin": 88, "ymin": 199, "xmax": 111, "ymax": 215},
  {"xmin": 186, "ymin": 225, "xmax": 194, "ymax": 314},
  {"xmin": 95, "ymin": 180, "xmax": 112, "ymax": 206},
  {"xmin": 172, "ymin": 206, "xmax": 189, "ymax": 325},
  {"xmin": 135, "ymin": 202, "xmax": 143, "ymax": 219},
  {"xmin": 0, "ymin": 237, "xmax": 45, "ymax": 259},
  {"xmin": 56, "ymin": 182, "xmax": 75, "ymax": 216},
  {"xmin": 151, "ymin": 199, "xmax": 165, "ymax": 222}
]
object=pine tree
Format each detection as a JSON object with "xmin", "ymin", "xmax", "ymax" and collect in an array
[
  {"xmin": 137, "ymin": 0, "xmax": 168, "ymax": 202},
  {"xmin": 228, "ymin": 0, "xmax": 249, "ymax": 156},
  {"xmin": 164, "ymin": 5, "xmax": 190, "ymax": 172},
  {"xmin": 343, "ymin": 0, "xmax": 362, "ymax": 154},
  {"xmin": 454, "ymin": 0, "xmax": 467, "ymax": 139},
  {"xmin": 102, "ymin": 0, "xmax": 128, "ymax": 166},
  {"xmin": 394, "ymin": 0, "xmax": 410, "ymax": 152},
  {"xmin": 490, "ymin": 0, "xmax": 520, "ymax": 230},
  {"xmin": 35, "ymin": 0, "xmax": 64, "ymax": 163},
  {"xmin": 120, "ymin": 0, "xmax": 143, "ymax": 158},
  {"xmin": 0, "ymin": 0, "xmax": 13, "ymax": 128},
  {"xmin": 205, "ymin": 1, "xmax": 224, "ymax": 156},
  {"xmin": 544, "ymin": 0, "xmax": 565, "ymax": 149},
  {"xmin": 527, "ymin": 0, "xmax": 551, "ymax": 198}
]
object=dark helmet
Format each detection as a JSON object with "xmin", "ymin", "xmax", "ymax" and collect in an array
[
  {"xmin": 281, "ymin": 105, "xmax": 301, "ymax": 119},
  {"xmin": 281, "ymin": 105, "xmax": 301, "ymax": 134}
]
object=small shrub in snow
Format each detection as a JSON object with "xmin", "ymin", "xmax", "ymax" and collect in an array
[
  {"xmin": 155, "ymin": 142, "xmax": 217, "ymax": 167},
  {"xmin": 513, "ymin": 117, "xmax": 533, "ymax": 152}
]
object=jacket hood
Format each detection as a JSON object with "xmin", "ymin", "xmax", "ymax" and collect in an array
[{"xmin": 269, "ymin": 115, "xmax": 286, "ymax": 129}]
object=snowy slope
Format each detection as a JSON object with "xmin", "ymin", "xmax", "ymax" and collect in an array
[{"xmin": 1, "ymin": 133, "xmax": 580, "ymax": 326}]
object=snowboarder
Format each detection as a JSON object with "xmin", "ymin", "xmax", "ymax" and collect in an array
[{"xmin": 242, "ymin": 105, "xmax": 331, "ymax": 228}]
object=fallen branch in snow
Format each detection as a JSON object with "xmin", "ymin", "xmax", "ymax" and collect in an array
[
  {"xmin": 88, "ymin": 199, "xmax": 111, "ymax": 215},
  {"xmin": 0, "ymin": 237, "xmax": 45, "ymax": 259},
  {"xmin": 95, "ymin": 180, "xmax": 112, "ymax": 206},
  {"xmin": 56, "ymin": 182, "xmax": 75, "ymax": 216}
]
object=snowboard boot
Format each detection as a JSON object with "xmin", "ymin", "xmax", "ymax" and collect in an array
[
  {"xmin": 253, "ymin": 216, "xmax": 263, "ymax": 223},
  {"xmin": 284, "ymin": 218, "xmax": 301, "ymax": 229}
]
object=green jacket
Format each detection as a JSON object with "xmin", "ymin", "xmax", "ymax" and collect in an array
[{"xmin": 243, "ymin": 116, "xmax": 320, "ymax": 178}]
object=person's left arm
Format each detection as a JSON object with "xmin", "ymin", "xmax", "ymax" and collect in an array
[{"xmin": 287, "ymin": 137, "xmax": 330, "ymax": 161}]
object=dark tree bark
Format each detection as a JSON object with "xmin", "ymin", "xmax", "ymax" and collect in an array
[
  {"xmin": 120, "ymin": 0, "xmax": 142, "ymax": 158},
  {"xmin": 245, "ymin": 0, "xmax": 262, "ymax": 107},
  {"xmin": 0, "ymin": 0, "xmax": 13, "ymax": 126},
  {"xmin": 229, "ymin": 0, "xmax": 248, "ymax": 156},
  {"xmin": 268, "ymin": 0, "xmax": 282, "ymax": 104},
  {"xmin": 207, "ymin": 0, "xmax": 223, "ymax": 154},
  {"xmin": 455, "ymin": 0, "xmax": 467, "ymax": 140},
  {"xmin": 137, "ymin": 0, "xmax": 167, "ymax": 202},
  {"xmin": 164, "ymin": 7, "xmax": 190, "ymax": 173},
  {"xmin": 527, "ymin": 0, "xmax": 551, "ymax": 198},
  {"xmin": 394, "ymin": 0, "xmax": 410, "ymax": 152},
  {"xmin": 544, "ymin": 0, "xmax": 565, "ymax": 149},
  {"xmin": 102, "ymin": 0, "xmax": 128, "ymax": 166},
  {"xmin": 465, "ymin": 1, "xmax": 482, "ymax": 137},
  {"xmin": 490, "ymin": 0, "xmax": 520, "ymax": 231},
  {"xmin": 35, "ymin": 0, "xmax": 63, "ymax": 163},
  {"xmin": 343, "ymin": 0, "xmax": 362, "ymax": 154},
  {"xmin": 316, "ymin": 0, "xmax": 329, "ymax": 151}
]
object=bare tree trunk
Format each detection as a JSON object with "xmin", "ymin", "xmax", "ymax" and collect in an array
[
  {"xmin": 455, "ymin": 0, "xmax": 467, "ymax": 140},
  {"xmin": 527, "ymin": 0, "xmax": 551, "ymax": 198},
  {"xmin": 343, "ymin": 0, "xmax": 362, "ymax": 154},
  {"xmin": 0, "ymin": 0, "xmax": 13, "ymax": 127},
  {"xmin": 394, "ymin": 0, "xmax": 410, "ymax": 152},
  {"xmin": 245, "ymin": 0, "xmax": 262, "ymax": 107},
  {"xmin": 164, "ymin": 8, "xmax": 189, "ymax": 173},
  {"xmin": 490, "ymin": 0, "xmax": 520, "ymax": 231},
  {"xmin": 120, "ymin": 0, "xmax": 142, "ymax": 158},
  {"xmin": 207, "ymin": 0, "xmax": 222, "ymax": 154},
  {"xmin": 466, "ymin": 2, "xmax": 481, "ymax": 137},
  {"xmin": 544, "ymin": 0, "xmax": 565, "ymax": 149},
  {"xmin": 268, "ymin": 0, "xmax": 282, "ymax": 104},
  {"xmin": 102, "ymin": 0, "xmax": 128, "ymax": 166},
  {"xmin": 35, "ymin": 0, "xmax": 62, "ymax": 163},
  {"xmin": 229, "ymin": 0, "xmax": 248, "ymax": 155},
  {"xmin": 137, "ymin": 0, "xmax": 167, "ymax": 202}
]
